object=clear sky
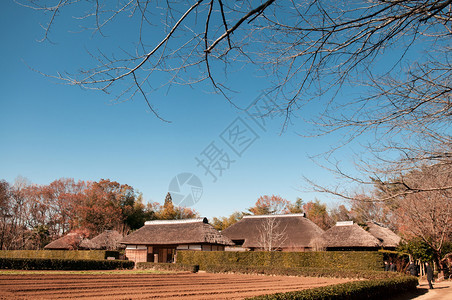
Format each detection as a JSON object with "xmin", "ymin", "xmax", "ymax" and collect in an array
[{"xmin": 1, "ymin": 1, "xmax": 368, "ymax": 218}]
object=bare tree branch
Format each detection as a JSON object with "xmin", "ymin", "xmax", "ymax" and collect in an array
[
  {"xmin": 257, "ymin": 216, "xmax": 287, "ymax": 251},
  {"xmin": 132, "ymin": 71, "xmax": 170, "ymax": 122},
  {"xmin": 205, "ymin": 0, "xmax": 276, "ymax": 53},
  {"xmin": 19, "ymin": 1, "xmax": 452, "ymax": 198}
]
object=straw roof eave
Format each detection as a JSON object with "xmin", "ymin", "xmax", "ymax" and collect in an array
[
  {"xmin": 120, "ymin": 220, "xmax": 234, "ymax": 246},
  {"xmin": 366, "ymin": 222, "xmax": 401, "ymax": 248},
  {"xmin": 80, "ymin": 230, "xmax": 125, "ymax": 250},
  {"xmin": 313, "ymin": 223, "xmax": 382, "ymax": 248},
  {"xmin": 221, "ymin": 214, "xmax": 324, "ymax": 248},
  {"xmin": 44, "ymin": 233, "xmax": 85, "ymax": 250}
]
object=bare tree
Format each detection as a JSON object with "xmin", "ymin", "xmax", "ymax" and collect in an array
[
  {"xmin": 335, "ymin": 163, "xmax": 451, "ymax": 271},
  {"xmin": 0, "ymin": 177, "xmax": 40, "ymax": 250},
  {"xmin": 0, "ymin": 180, "xmax": 11, "ymax": 250},
  {"xmin": 389, "ymin": 163, "xmax": 452, "ymax": 271},
  {"xmin": 257, "ymin": 216, "xmax": 287, "ymax": 251},
  {"xmin": 19, "ymin": 1, "xmax": 451, "ymax": 194},
  {"xmin": 348, "ymin": 195, "xmax": 397, "ymax": 229}
]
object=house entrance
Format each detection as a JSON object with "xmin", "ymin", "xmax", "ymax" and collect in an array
[{"xmin": 147, "ymin": 246, "xmax": 176, "ymax": 263}]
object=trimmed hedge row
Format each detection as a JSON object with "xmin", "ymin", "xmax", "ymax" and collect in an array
[
  {"xmin": 246, "ymin": 276, "xmax": 418, "ymax": 300},
  {"xmin": 136, "ymin": 262, "xmax": 199, "ymax": 273},
  {"xmin": 177, "ymin": 251, "xmax": 384, "ymax": 271},
  {"xmin": 200, "ymin": 263, "xmax": 417, "ymax": 300},
  {"xmin": 0, "ymin": 250, "xmax": 119, "ymax": 260},
  {"xmin": 0, "ymin": 258, "xmax": 134, "ymax": 270},
  {"xmin": 203, "ymin": 265, "xmax": 400, "ymax": 280}
]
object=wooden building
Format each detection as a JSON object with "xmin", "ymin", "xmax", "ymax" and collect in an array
[
  {"xmin": 221, "ymin": 213, "xmax": 324, "ymax": 251},
  {"xmin": 44, "ymin": 232, "xmax": 86, "ymax": 250},
  {"xmin": 120, "ymin": 218, "xmax": 233, "ymax": 263},
  {"xmin": 310, "ymin": 221, "xmax": 401, "ymax": 251},
  {"xmin": 366, "ymin": 221, "xmax": 401, "ymax": 250},
  {"xmin": 311, "ymin": 221, "xmax": 383, "ymax": 251},
  {"xmin": 80, "ymin": 230, "xmax": 125, "ymax": 250}
]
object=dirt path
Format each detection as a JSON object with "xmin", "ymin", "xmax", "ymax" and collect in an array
[
  {"xmin": 390, "ymin": 280, "xmax": 452, "ymax": 300},
  {"xmin": 0, "ymin": 272, "xmax": 351, "ymax": 299}
]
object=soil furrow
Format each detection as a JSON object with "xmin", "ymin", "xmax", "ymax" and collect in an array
[{"xmin": 0, "ymin": 271, "xmax": 351, "ymax": 299}]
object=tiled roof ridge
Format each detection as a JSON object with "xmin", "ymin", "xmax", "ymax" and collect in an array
[
  {"xmin": 144, "ymin": 217, "xmax": 208, "ymax": 225},
  {"xmin": 243, "ymin": 213, "xmax": 306, "ymax": 219}
]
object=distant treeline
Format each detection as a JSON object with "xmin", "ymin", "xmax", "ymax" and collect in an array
[{"xmin": 0, "ymin": 178, "xmax": 197, "ymax": 250}]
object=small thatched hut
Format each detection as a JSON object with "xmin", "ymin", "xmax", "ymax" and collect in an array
[
  {"xmin": 221, "ymin": 213, "xmax": 325, "ymax": 251},
  {"xmin": 80, "ymin": 230, "xmax": 125, "ymax": 250},
  {"xmin": 44, "ymin": 232, "xmax": 86, "ymax": 250},
  {"xmin": 120, "ymin": 218, "xmax": 233, "ymax": 263},
  {"xmin": 366, "ymin": 221, "xmax": 401, "ymax": 249},
  {"xmin": 311, "ymin": 221, "xmax": 382, "ymax": 251}
]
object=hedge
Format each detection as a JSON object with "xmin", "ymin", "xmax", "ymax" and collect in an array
[
  {"xmin": 0, "ymin": 250, "xmax": 119, "ymax": 260},
  {"xmin": 0, "ymin": 257, "xmax": 134, "ymax": 270},
  {"xmin": 177, "ymin": 251, "xmax": 383, "ymax": 271},
  {"xmin": 246, "ymin": 276, "xmax": 418, "ymax": 300},
  {"xmin": 203, "ymin": 265, "xmax": 400, "ymax": 280},
  {"xmin": 136, "ymin": 262, "xmax": 199, "ymax": 273},
  {"xmin": 199, "ymin": 263, "xmax": 417, "ymax": 300}
]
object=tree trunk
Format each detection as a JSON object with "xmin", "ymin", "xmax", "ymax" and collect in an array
[{"xmin": 434, "ymin": 251, "xmax": 444, "ymax": 279}]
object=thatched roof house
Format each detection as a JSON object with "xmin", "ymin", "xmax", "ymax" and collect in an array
[
  {"xmin": 366, "ymin": 221, "xmax": 401, "ymax": 249},
  {"xmin": 44, "ymin": 232, "xmax": 86, "ymax": 250},
  {"xmin": 121, "ymin": 218, "xmax": 233, "ymax": 263},
  {"xmin": 311, "ymin": 221, "xmax": 382, "ymax": 251},
  {"xmin": 80, "ymin": 230, "xmax": 125, "ymax": 250},
  {"xmin": 221, "ymin": 213, "xmax": 325, "ymax": 251}
]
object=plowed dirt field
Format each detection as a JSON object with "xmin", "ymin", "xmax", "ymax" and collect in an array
[{"xmin": 0, "ymin": 271, "xmax": 351, "ymax": 299}]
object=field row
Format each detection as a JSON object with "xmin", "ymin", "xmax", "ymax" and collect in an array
[{"xmin": 0, "ymin": 272, "xmax": 350, "ymax": 299}]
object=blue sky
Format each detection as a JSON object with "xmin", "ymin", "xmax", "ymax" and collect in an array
[{"xmin": 0, "ymin": 1, "xmax": 368, "ymax": 218}]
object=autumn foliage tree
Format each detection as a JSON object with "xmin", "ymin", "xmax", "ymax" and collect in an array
[
  {"xmin": 248, "ymin": 195, "xmax": 291, "ymax": 215},
  {"xmin": 213, "ymin": 197, "xmax": 305, "ymax": 231},
  {"xmin": 0, "ymin": 177, "xmax": 158, "ymax": 249},
  {"xmin": 38, "ymin": 178, "xmax": 87, "ymax": 235},
  {"xmin": 125, "ymin": 193, "xmax": 155, "ymax": 230},
  {"xmin": 152, "ymin": 192, "xmax": 199, "ymax": 220},
  {"xmin": 75, "ymin": 179, "xmax": 132, "ymax": 235},
  {"xmin": 211, "ymin": 212, "xmax": 244, "ymax": 231},
  {"xmin": 287, "ymin": 198, "xmax": 304, "ymax": 214},
  {"xmin": 302, "ymin": 200, "xmax": 333, "ymax": 231}
]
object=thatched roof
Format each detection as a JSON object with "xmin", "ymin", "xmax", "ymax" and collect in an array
[
  {"xmin": 121, "ymin": 218, "xmax": 234, "ymax": 246},
  {"xmin": 366, "ymin": 221, "xmax": 401, "ymax": 248},
  {"xmin": 221, "ymin": 214, "xmax": 325, "ymax": 249},
  {"xmin": 80, "ymin": 230, "xmax": 125, "ymax": 250},
  {"xmin": 311, "ymin": 222, "xmax": 381, "ymax": 249},
  {"xmin": 44, "ymin": 232, "xmax": 85, "ymax": 250}
]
